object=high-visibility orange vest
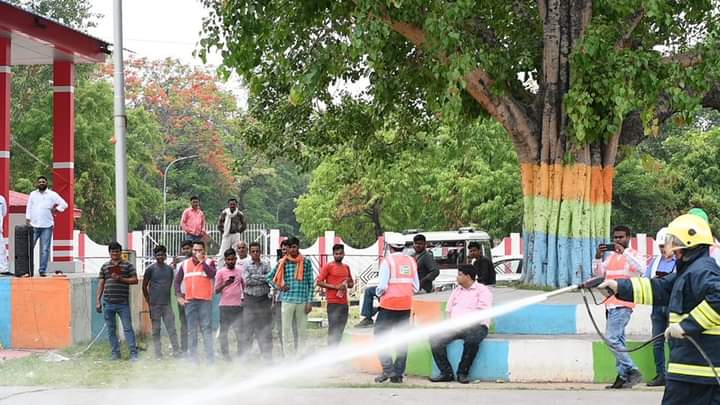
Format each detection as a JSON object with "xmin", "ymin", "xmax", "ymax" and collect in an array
[
  {"xmin": 184, "ymin": 258, "xmax": 213, "ymax": 301},
  {"xmin": 604, "ymin": 252, "xmax": 637, "ymax": 309},
  {"xmin": 379, "ymin": 254, "xmax": 417, "ymax": 311}
]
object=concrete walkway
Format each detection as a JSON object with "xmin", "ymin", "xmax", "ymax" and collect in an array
[{"xmin": 0, "ymin": 386, "xmax": 664, "ymax": 405}]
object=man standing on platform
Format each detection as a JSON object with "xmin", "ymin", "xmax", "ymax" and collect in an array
[
  {"xmin": 25, "ymin": 176, "xmax": 67, "ymax": 276},
  {"xmin": 181, "ymin": 196, "xmax": 205, "ymax": 242},
  {"xmin": 217, "ymin": 198, "xmax": 246, "ymax": 265}
]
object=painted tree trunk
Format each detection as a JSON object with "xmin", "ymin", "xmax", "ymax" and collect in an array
[{"xmin": 520, "ymin": 163, "xmax": 614, "ymax": 287}]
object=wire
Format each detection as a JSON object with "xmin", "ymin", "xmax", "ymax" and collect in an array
[
  {"xmin": 581, "ymin": 287, "xmax": 720, "ymax": 385},
  {"xmin": 686, "ymin": 335, "xmax": 720, "ymax": 386},
  {"xmin": 580, "ymin": 289, "xmax": 663, "ymax": 353}
]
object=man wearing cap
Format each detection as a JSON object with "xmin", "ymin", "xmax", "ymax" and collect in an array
[
  {"xmin": 373, "ymin": 242, "xmax": 419, "ymax": 384},
  {"xmin": 599, "ymin": 214, "xmax": 720, "ymax": 404}
]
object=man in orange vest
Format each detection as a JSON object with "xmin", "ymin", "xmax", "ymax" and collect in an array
[
  {"xmin": 594, "ymin": 225, "xmax": 645, "ymax": 389},
  {"xmin": 374, "ymin": 242, "xmax": 420, "ymax": 384},
  {"xmin": 175, "ymin": 240, "xmax": 217, "ymax": 363}
]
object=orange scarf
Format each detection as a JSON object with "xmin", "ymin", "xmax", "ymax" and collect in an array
[{"xmin": 273, "ymin": 254, "xmax": 305, "ymax": 289}]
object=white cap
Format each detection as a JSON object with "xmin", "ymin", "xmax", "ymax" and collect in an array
[{"xmin": 656, "ymin": 227, "xmax": 668, "ymax": 246}]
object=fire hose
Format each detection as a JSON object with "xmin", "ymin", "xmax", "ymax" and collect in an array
[{"xmin": 577, "ymin": 276, "xmax": 720, "ymax": 385}]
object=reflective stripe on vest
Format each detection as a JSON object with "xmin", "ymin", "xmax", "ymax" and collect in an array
[
  {"xmin": 379, "ymin": 254, "xmax": 417, "ymax": 311},
  {"xmin": 668, "ymin": 362, "xmax": 719, "ymax": 378},
  {"xmin": 670, "ymin": 312, "xmax": 720, "ymax": 335},
  {"xmin": 604, "ymin": 253, "xmax": 636, "ymax": 308},
  {"xmin": 184, "ymin": 259, "xmax": 213, "ymax": 301}
]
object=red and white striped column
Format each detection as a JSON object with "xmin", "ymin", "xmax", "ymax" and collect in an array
[
  {"xmin": 51, "ymin": 61, "xmax": 75, "ymax": 263},
  {"xmin": 0, "ymin": 38, "xmax": 10, "ymax": 238}
]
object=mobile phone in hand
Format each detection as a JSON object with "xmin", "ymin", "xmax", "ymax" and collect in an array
[
  {"xmin": 602, "ymin": 243, "xmax": 616, "ymax": 251},
  {"xmin": 228, "ymin": 276, "xmax": 236, "ymax": 283}
]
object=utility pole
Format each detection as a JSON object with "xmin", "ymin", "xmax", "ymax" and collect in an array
[{"xmin": 113, "ymin": 0, "xmax": 128, "ymax": 247}]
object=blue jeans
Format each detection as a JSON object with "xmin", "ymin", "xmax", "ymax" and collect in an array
[
  {"xmin": 606, "ymin": 307, "xmax": 638, "ymax": 376},
  {"xmin": 186, "ymin": 299, "xmax": 214, "ymax": 362},
  {"xmin": 361, "ymin": 286, "xmax": 378, "ymax": 319},
  {"xmin": 185, "ymin": 233, "xmax": 202, "ymax": 242},
  {"xmin": 651, "ymin": 305, "xmax": 669, "ymax": 377},
  {"xmin": 32, "ymin": 226, "xmax": 53, "ymax": 274},
  {"xmin": 103, "ymin": 302, "xmax": 137, "ymax": 358}
]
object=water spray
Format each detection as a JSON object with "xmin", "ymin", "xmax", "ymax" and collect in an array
[{"xmin": 177, "ymin": 285, "xmax": 578, "ymax": 404}]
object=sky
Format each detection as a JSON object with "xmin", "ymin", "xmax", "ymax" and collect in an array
[{"xmin": 88, "ymin": 0, "xmax": 248, "ymax": 105}]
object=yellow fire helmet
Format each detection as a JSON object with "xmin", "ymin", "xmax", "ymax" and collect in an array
[{"xmin": 665, "ymin": 214, "xmax": 714, "ymax": 252}]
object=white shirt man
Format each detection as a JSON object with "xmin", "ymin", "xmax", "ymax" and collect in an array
[{"xmin": 24, "ymin": 176, "xmax": 68, "ymax": 276}]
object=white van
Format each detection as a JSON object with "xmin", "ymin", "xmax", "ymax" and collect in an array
[{"xmin": 364, "ymin": 228, "xmax": 494, "ymax": 291}]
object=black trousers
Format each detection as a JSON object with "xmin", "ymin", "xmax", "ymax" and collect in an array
[
  {"xmin": 327, "ymin": 303, "xmax": 349, "ymax": 346},
  {"xmin": 663, "ymin": 380, "xmax": 720, "ymax": 405},
  {"xmin": 243, "ymin": 294, "xmax": 273, "ymax": 360},
  {"xmin": 375, "ymin": 308, "xmax": 411, "ymax": 377},
  {"xmin": 176, "ymin": 301, "xmax": 188, "ymax": 353},
  {"xmin": 219, "ymin": 306, "xmax": 244, "ymax": 357},
  {"xmin": 430, "ymin": 324, "xmax": 489, "ymax": 377}
]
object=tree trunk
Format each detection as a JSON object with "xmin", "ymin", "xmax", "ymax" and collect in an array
[
  {"xmin": 520, "ymin": 161, "xmax": 613, "ymax": 286},
  {"xmin": 518, "ymin": 0, "xmax": 612, "ymax": 287}
]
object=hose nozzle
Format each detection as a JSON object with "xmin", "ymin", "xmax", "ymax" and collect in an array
[{"xmin": 578, "ymin": 276, "xmax": 605, "ymax": 290}]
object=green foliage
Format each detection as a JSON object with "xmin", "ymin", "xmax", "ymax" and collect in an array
[
  {"xmin": 611, "ymin": 125, "xmax": 720, "ymax": 236},
  {"xmin": 296, "ymin": 119, "xmax": 522, "ymax": 246}
]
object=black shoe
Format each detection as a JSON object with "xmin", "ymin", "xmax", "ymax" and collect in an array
[
  {"xmin": 374, "ymin": 374, "xmax": 390, "ymax": 383},
  {"xmin": 646, "ymin": 375, "xmax": 665, "ymax": 387},
  {"xmin": 355, "ymin": 318, "xmax": 374, "ymax": 328},
  {"xmin": 390, "ymin": 376, "xmax": 403, "ymax": 383},
  {"xmin": 429, "ymin": 374, "xmax": 454, "ymax": 383},
  {"xmin": 623, "ymin": 369, "xmax": 643, "ymax": 388},
  {"xmin": 39, "ymin": 273, "xmax": 47, "ymax": 277},
  {"xmin": 606, "ymin": 374, "xmax": 626, "ymax": 389},
  {"xmin": 457, "ymin": 374, "xmax": 471, "ymax": 384}
]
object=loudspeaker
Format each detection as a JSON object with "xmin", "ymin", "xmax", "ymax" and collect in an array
[{"xmin": 14, "ymin": 225, "xmax": 34, "ymax": 277}]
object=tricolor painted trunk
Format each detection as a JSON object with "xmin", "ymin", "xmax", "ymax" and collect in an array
[{"xmin": 520, "ymin": 163, "xmax": 613, "ymax": 287}]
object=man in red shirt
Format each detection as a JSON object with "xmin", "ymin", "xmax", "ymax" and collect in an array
[{"xmin": 317, "ymin": 244, "xmax": 354, "ymax": 345}]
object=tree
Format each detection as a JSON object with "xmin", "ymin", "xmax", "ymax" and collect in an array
[
  {"xmin": 296, "ymin": 119, "xmax": 523, "ymax": 247},
  {"xmin": 200, "ymin": 1, "xmax": 720, "ymax": 286}
]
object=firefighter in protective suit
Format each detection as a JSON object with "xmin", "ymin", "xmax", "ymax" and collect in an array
[{"xmin": 599, "ymin": 214, "xmax": 720, "ymax": 404}]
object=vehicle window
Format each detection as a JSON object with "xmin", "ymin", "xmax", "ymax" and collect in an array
[
  {"xmin": 423, "ymin": 241, "xmax": 466, "ymax": 269},
  {"xmin": 495, "ymin": 258, "xmax": 523, "ymax": 274}
]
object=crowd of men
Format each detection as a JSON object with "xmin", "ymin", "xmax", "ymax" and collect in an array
[
  {"xmin": 19, "ymin": 181, "xmax": 720, "ymax": 398},
  {"xmin": 92, "ymin": 196, "xmax": 497, "ymax": 385}
]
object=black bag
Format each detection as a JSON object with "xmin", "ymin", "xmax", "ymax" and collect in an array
[{"xmin": 14, "ymin": 225, "xmax": 34, "ymax": 277}]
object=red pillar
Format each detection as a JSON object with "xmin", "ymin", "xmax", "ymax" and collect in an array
[
  {"xmin": 0, "ymin": 38, "xmax": 10, "ymax": 238},
  {"xmin": 52, "ymin": 61, "xmax": 75, "ymax": 263}
]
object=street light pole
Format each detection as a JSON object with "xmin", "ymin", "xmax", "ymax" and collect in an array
[
  {"xmin": 162, "ymin": 155, "xmax": 198, "ymax": 240},
  {"xmin": 113, "ymin": 0, "xmax": 128, "ymax": 247}
]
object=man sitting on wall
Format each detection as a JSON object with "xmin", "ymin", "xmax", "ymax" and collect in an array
[{"xmin": 429, "ymin": 264, "xmax": 492, "ymax": 384}]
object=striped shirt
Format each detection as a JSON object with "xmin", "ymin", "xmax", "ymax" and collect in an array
[
  {"xmin": 244, "ymin": 259, "xmax": 272, "ymax": 297},
  {"xmin": 267, "ymin": 257, "xmax": 315, "ymax": 304},
  {"xmin": 99, "ymin": 260, "xmax": 137, "ymax": 304}
]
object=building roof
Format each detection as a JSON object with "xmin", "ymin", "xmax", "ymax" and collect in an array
[
  {"xmin": 0, "ymin": 1, "xmax": 111, "ymax": 65},
  {"xmin": 9, "ymin": 190, "xmax": 81, "ymax": 218}
]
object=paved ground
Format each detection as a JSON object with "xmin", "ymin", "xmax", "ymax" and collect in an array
[{"xmin": 0, "ymin": 386, "xmax": 664, "ymax": 405}]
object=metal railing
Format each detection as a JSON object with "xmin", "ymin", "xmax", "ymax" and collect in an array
[{"xmin": 142, "ymin": 223, "xmax": 270, "ymax": 258}]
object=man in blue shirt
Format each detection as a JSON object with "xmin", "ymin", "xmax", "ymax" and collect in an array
[{"xmin": 645, "ymin": 228, "xmax": 676, "ymax": 387}]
